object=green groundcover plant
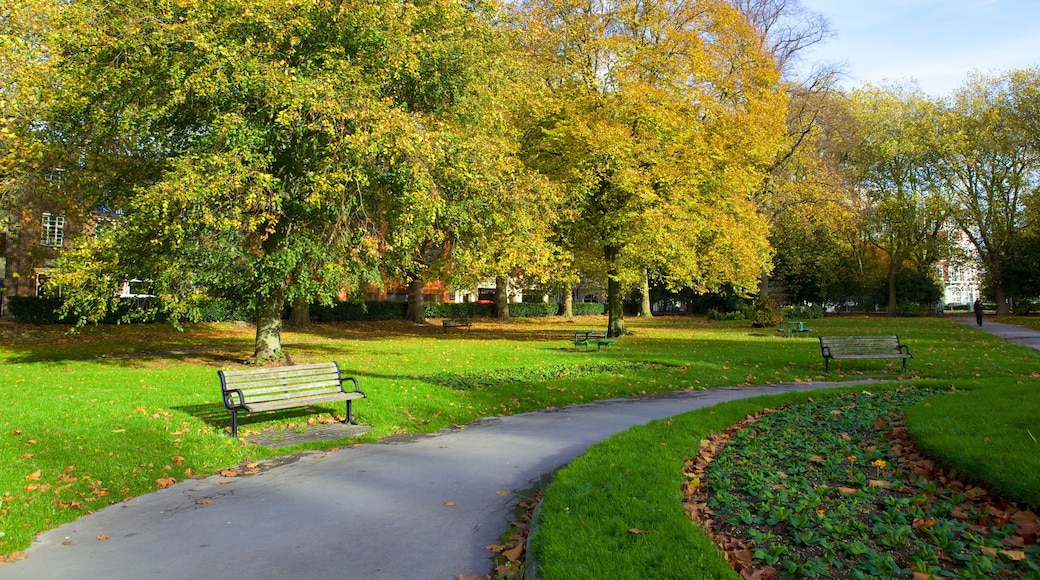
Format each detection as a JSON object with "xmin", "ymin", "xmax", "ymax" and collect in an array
[{"xmin": 697, "ymin": 389, "xmax": 1039, "ymax": 579}]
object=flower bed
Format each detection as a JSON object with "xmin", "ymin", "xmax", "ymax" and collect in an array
[{"xmin": 685, "ymin": 389, "xmax": 1040, "ymax": 578}]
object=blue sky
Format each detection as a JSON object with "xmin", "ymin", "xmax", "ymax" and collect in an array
[{"xmin": 795, "ymin": 0, "xmax": 1040, "ymax": 96}]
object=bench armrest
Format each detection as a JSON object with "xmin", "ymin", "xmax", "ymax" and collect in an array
[
  {"xmin": 341, "ymin": 375, "xmax": 363, "ymax": 394},
  {"xmin": 898, "ymin": 344, "xmax": 911, "ymax": 356},
  {"xmin": 222, "ymin": 387, "xmax": 246, "ymax": 411}
]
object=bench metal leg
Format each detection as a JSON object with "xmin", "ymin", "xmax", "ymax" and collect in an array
[
  {"xmin": 345, "ymin": 400, "xmax": 356, "ymax": 425},
  {"xmin": 230, "ymin": 410, "xmax": 239, "ymax": 438}
]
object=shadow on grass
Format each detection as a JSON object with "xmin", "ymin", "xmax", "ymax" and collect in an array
[{"xmin": 172, "ymin": 401, "xmax": 353, "ymax": 436}]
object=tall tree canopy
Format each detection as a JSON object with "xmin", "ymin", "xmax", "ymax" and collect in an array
[
  {"xmin": 513, "ymin": 0, "xmax": 787, "ymax": 336},
  {"xmin": 938, "ymin": 68, "xmax": 1040, "ymax": 314},
  {"xmin": 5, "ymin": 0, "xmax": 503, "ymax": 359},
  {"xmin": 848, "ymin": 82, "xmax": 949, "ymax": 315}
]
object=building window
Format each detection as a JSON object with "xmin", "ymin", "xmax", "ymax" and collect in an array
[{"xmin": 42, "ymin": 213, "xmax": 65, "ymax": 247}]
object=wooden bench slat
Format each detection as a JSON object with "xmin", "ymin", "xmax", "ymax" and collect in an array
[
  {"xmin": 247, "ymin": 392, "xmax": 366, "ymax": 413},
  {"xmin": 223, "ymin": 377, "xmax": 343, "ymax": 392},
  {"xmin": 240, "ymin": 386, "xmax": 348, "ymax": 403}
]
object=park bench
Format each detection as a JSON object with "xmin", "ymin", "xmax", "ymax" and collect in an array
[
  {"xmin": 777, "ymin": 320, "xmax": 814, "ymax": 338},
  {"xmin": 818, "ymin": 335, "xmax": 912, "ymax": 373},
  {"xmin": 572, "ymin": 330, "xmax": 616, "ymax": 351},
  {"xmin": 442, "ymin": 318, "xmax": 472, "ymax": 332},
  {"xmin": 218, "ymin": 362, "xmax": 366, "ymax": 437}
]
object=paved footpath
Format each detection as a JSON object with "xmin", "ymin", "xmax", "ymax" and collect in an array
[
  {"xmin": 0, "ymin": 381, "xmax": 876, "ymax": 580},
  {"xmin": 951, "ymin": 313, "xmax": 1040, "ymax": 351}
]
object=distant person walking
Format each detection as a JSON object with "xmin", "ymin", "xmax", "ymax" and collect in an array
[{"xmin": 974, "ymin": 298, "xmax": 984, "ymax": 326}]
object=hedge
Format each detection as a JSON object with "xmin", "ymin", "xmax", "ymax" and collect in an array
[
  {"xmin": 571, "ymin": 302, "xmax": 607, "ymax": 316},
  {"xmin": 7, "ymin": 295, "xmax": 605, "ymax": 324},
  {"xmin": 7, "ymin": 296, "xmax": 65, "ymax": 324}
]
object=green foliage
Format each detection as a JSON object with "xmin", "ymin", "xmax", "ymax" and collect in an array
[
  {"xmin": 1012, "ymin": 299, "xmax": 1040, "ymax": 315},
  {"xmin": 895, "ymin": 302, "xmax": 930, "ymax": 317},
  {"xmin": 9, "ymin": 295, "xmax": 253, "ymax": 324},
  {"xmin": 7, "ymin": 296, "xmax": 64, "ymax": 324},
  {"xmin": 195, "ymin": 297, "xmax": 255, "ymax": 323},
  {"xmin": 782, "ymin": 304, "xmax": 824, "ymax": 320},
  {"xmin": 9, "ymin": 0, "xmax": 507, "ymax": 359},
  {"xmin": 420, "ymin": 302, "xmax": 492, "ymax": 319},
  {"xmin": 514, "ymin": 0, "xmax": 787, "ymax": 335},
  {"xmin": 507, "ymin": 302, "xmax": 559, "ymax": 318},
  {"xmin": 707, "ymin": 305, "xmax": 752, "ymax": 321},
  {"xmin": 571, "ymin": 302, "xmax": 607, "ymax": 316},
  {"xmin": 753, "ymin": 297, "xmax": 783, "ymax": 328},
  {"xmin": 313, "ymin": 301, "xmax": 409, "ymax": 322}
]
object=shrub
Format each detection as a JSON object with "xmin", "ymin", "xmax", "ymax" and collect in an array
[
  {"xmin": 753, "ymin": 298, "xmax": 783, "ymax": 328},
  {"xmin": 508, "ymin": 302, "xmax": 558, "ymax": 318},
  {"xmin": 571, "ymin": 302, "xmax": 606, "ymax": 316},
  {"xmin": 1013, "ymin": 299, "xmax": 1039, "ymax": 315},
  {"xmin": 196, "ymin": 297, "xmax": 254, "ymax": 322},
  {"xmin": 7, "ymin": 296, "xmax": 64, "ymax": 324},
  {"xmin": 313, "ymin": 301, "xmax": 408, "ymax": 321},
  {"xmin": 423, "ymin": 302, "xmax": 494, "ymax": 318},
  {"xmin": 782, "ymin": 304, "xmax": 824, "ymax": 320},
  {"xmin": 707, "ymin": 307, "xmax": 746, "ymax": 321},
  {"xmin": 895, "ymin": 302, "xmax": 929, "ymax": 317}
]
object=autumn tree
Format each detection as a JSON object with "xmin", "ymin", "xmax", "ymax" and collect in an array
[
  {"xmin": 938, "ymin": 69, "xmax": 1040, "ymax": 315},
  {"xmin": 727, "ymin": 0, "xmax": 862, "ymax": 307},
  {"xmin": 846, "ymin": 82, "xmax": 950, "ymax": 315},
  {"xmin": 6, "ymin": 0, "xmax": 502, "ymax": 360},
  {"xmin": 514, "ymin": 0, "xmax": 787, "ymax": 337}
]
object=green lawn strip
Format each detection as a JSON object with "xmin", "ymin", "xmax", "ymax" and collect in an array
[
  {"xmin": 906, "ymin": 379, "xmax": 1040, "ymax": 507},
  {"xmin": 528, "ymin": 389, "xmax": 864, "ymax": 579}
]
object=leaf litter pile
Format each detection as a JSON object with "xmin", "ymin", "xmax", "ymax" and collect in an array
[{"xmin": 685, "ymin": 388, "xmax": 1040, "ymax": 579}]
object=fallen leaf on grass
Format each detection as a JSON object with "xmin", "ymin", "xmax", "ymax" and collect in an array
[
  {"xmin": 869, "ymin": 479, "xmax": 892, "ymax": 488},
  {"xmin": 25, "ymin": 470, "xmax": 41, "ymax": 481},
  {"xmin": 628, "ymin": 528, "xmax": 653, "ymax": 534},
  {"xmin": 156, "ymin": 476, "xmax": 176, "ymax": 489}
]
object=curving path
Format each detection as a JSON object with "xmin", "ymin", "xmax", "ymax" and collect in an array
[{"xmin": 0, "ymin": 381, "xmax": 872, "ymax": 580}]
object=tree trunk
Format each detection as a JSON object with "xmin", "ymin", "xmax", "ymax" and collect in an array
[
  {"xmin": 887, "ymin": 261, "xmax": 898, "ymax": 316},
  {"xmin": 639, "ymin": 267, "xmax": 652, "ymax": 317},
  {"xmin": 406, "ymin": 277, "xmax": 425, "ymax": 324},
  {"xmin": 606, "ymin": 245, "xmax": 625, "ymax": 337},
  {"xmin": 289, "ymin": 296, "xmax": 311, "ymax": 328},
  {"xmin": 562, "ymin": 283, "xmax": 573, "ymax": 319},
  {"xmin": 252, "ymin": 285, "xmax": 285, "ymax": 362},
  {"xmin": 995, "ymin": 284, "xmax": 1010, "ymax": 316},
  {"xmin": 495, "ymin": 276, "xmax": 511, "ymax": 322}
]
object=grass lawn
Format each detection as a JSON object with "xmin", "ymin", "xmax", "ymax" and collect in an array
[{"xmin": 1, "ymin": 314, "xmax": 1038, "ymax": 574}]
